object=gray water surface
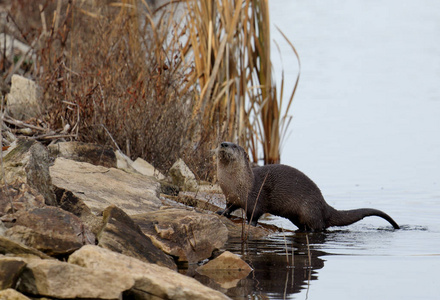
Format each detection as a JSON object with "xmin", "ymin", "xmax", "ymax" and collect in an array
[{"xmin": 209, "ymin": 1, "xmax": 440, "ymax": 299}]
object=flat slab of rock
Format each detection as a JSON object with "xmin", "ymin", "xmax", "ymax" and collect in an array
[
  {"xmin": 132, "ymin": 208, "xmax": 228, "ymax": 262},
  {"xmin": 48, "ymin": 141, "xmax": 117, "ymax": 168},
  {"xmin": 166, "ymin": 192, "xmax": 278, "ymax": 239},
  {"xmin": 97, "ymin": 205, "xmax": 176, "ymax": 270},
  {"xmin": 50, "ymin": 157, "xmax": 163, "ymax": 215},
  {"xmin": 17, "ymin": 258, "xmax": 134, "ymax": 299},
  {"xmin": 69, "ymin": 245, "xmax": 230, "ymax": 300},
  {"xmin": 132, "ymin": 157, "xmax": 165, "ymax": 180},
  {"xmin": 4, "ymin": 207, "xmax": 94, "ymax": 256}
]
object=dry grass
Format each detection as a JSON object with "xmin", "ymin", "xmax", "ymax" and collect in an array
[
  {"xmin": 2, "ymin": 0, "xmax": 299, "ymax": 179},
  {"xmin": 181, "ymin": 0, "xmax": 300, "ymax": 164}
]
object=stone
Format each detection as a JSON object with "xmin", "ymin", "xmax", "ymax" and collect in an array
[
  {"xmin": 218, "ymin": 215, "xmax": 277, "ymax": 239},
  {"xmin": 160, "ymin": 180, "xmax": 180, "ymax": 196},
  {"xmin": 0, "ymin": 34, "xmax": 33, "ymax": 57},
  {"xmin": 132, "ymin": 157, "xmax": 166, "ymax": 180},
  {"xmin": 50, "ymin": 157, "xmax": 163, "ymax": 215},
  {"xmin": 0, "ymin": 288, "xmax": 32, "ymax": 300},
  {"xmin": 4, "ymin": 207, "xmax": 95, "ymax": 256},
  {"xmin": 97, "ymin": 205, "xmax": 176, "ymax": 270},
  {"xmin": 172, "ymin": 191, "xmax": 225, "ymax": 212},
  {"xmin": 0, "ymin": 182, "xmax": 45, "ymax": 217},
  {"xmin": 2, "ymin": 139, "xmax": 56, "ymax": 206},
  {"xmin": 197, "ymin": 251, "xmax": 252, "ymax": 272},
  {"xmin": 53, "ymin": 186, "xmax": 103, "ymax": 236},
  {"xmin": 115, "ymin": 150, "xmax": 136, "ymax": 172},
  {"xmin": 17, "ymin": 258, "xmax": 135, "ymax": 299},
  {"xmin": 48, "ymin": 141, "xmax": 117, "ymax": 168},
  {"xmin": 6, "ymin": 75, "xmax": 41, "ymax": 120},
  {"xmin": 132, "ymin": 208, "xmax": 228, "ymax": 262},
  {"xmin": 195, "ymin": 251, "xmax": 252, "ymax": 289},
  {"xmin": 0, "ymin": 256, "xmax": 26, "ymax": 289},
  {"xmin": 69, "ymin": 245, "xmax": 230, "ymax": 300},
  {"xmin": 0, "ymin": 235, "xmax": 52, "ymax": 259},
  {"xmin": 169, "ymin": 158, "xmax": 198, "ymax": 191},
  {"xmin": 0, "ymin": 221, "xmax": 6, "ymax": 235}
]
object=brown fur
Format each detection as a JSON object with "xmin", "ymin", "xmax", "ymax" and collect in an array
[{"xmin": 216, "ymin": 142, "xmax": 400, "ymax": 231}]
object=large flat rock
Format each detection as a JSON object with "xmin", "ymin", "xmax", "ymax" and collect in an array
[
  {"xmin": 50, "ymin": 157, "xmax": 163, "ymax": 215},
  {"xmin": 69, "ymin": 245, "xmax": 230, "ymax": 300},
  {"xmin": 132, "ymin": 208, "xmax": 228, "ymax": 262},
  {"xmin": 17, "ymin": 258, "xmax": 134, "ymax": 299}
]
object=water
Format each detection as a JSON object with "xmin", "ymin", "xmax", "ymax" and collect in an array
[{"xmin": 197, "ymin": 1, "xmax": 440, "ymax": 299}]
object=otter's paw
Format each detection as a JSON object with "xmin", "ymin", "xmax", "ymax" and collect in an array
[{"xmin": 216, "ymin": 209, "xmax": 231, "ymax": 217}]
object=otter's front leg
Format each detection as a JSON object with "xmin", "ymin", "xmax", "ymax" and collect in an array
[
  {"xmin": 216, "ymin": 203, "xmax": 241, "ymax": 217},
  {"xmin": 247, "ymin": 211, "xmax": 261, "ymax": 226}
]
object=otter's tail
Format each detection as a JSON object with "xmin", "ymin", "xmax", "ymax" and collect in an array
[{"xmin": 327, "ymin": 208, "xmax": 400, "ymax": 229}]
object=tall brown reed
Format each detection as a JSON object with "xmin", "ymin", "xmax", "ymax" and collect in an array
[{"xmin": 181, "ymin": 0, "xmax": 299, "ymax": 165}]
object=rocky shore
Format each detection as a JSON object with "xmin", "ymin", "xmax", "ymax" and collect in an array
[{"xmin": 0, "ymin": 77, "xmax": 279, "ymax": 299}]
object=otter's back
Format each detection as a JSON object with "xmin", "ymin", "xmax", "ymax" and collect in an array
[{"xmin": 250, "ymin": 164, "xmax": 326, "ymax": 216}]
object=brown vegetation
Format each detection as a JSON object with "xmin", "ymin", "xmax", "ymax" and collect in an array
[{"xmin": 1, "ymin": 0, "xmax": 299, "ymax": 179}]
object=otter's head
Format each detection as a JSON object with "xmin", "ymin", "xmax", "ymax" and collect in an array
[
  {"xmin": 216, "ymin": 142, "xmax": 250, "ymax": 166},
  {"xmin": 216, "ymin": 142, "xmax": 254, "ymax": 203}
]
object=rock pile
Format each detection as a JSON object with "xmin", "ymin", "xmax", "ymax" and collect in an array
[{"xmin": 0, "ymin": 76, "xmax": 276, "ymax": 299}]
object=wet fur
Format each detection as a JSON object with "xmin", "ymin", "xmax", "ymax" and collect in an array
[{"xmin": 216, "ymin": 142, "xmax": 400, "ymax": 231}]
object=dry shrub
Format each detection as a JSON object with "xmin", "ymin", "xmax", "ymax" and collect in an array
[
  {"xmin": 5, "ymin": 0, "xmax": 208, "ymax": 175},
  {"xmin": 3, "ymin": 0, "xmax": 298, "ymax": 180}
]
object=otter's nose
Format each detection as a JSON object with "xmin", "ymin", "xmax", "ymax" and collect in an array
[{"xmin": 220, "ymin": 142, "xmax": 232, "ymax": 148}]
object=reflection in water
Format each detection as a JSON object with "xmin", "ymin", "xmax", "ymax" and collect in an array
[
  {"xmin": 178, "ymin": 224, "xmax": 436, "ymax": 299},
  {"xmin": 181, "ymin": 232, "xmax": 331, "ymax": 300}
]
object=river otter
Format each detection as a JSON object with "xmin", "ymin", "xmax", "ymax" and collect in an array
[{"xmin": 216, "ymin": 142, "xmax": 400, "ymax": 231}]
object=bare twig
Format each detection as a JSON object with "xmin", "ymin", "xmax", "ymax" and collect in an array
[
  {"xmin": 31, "ymin": 134, "xmax": 75, "ymax": 141},
  {"xmin": 305, "ymin": 233, "xmax": 312, "ymax": 268},
  {"xmin": 282, "ymin": 229, "xmax": 290, "ymax": 266},
  {"xmin": 244, "ymin": 170, "xmax": 269, "ymax": 241},
  {"xmin": 3, "ymin": 116, "xmax": 47, "ymax": 132},
  {"xmin": 101, "ymin": 124, "xmax": 121, "ymax": 152}
]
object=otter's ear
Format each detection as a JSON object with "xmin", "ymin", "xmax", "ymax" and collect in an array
[{"xmin": 243, "ymin": 151, "xmax": 250, "ymax": 162}]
